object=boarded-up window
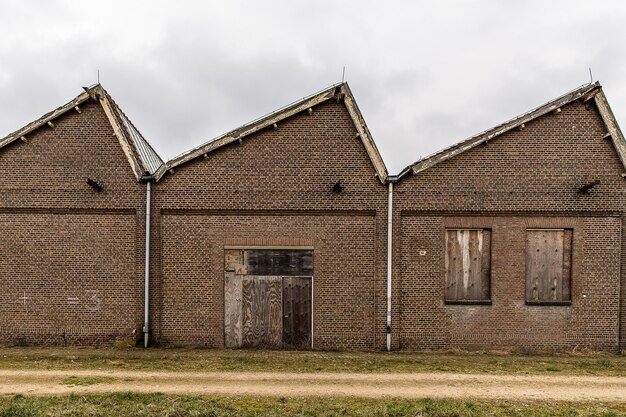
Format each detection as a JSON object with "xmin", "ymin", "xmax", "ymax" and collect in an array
[
  {"xmin": 244, "ymin": 250, "xmax": 313, "ymax": 276},
  {"xmin": 526, "ymin": 229, "xmax": 572, "ymax": 305},
  {"xmin": 444, "ymin": 229, "xmax": 491, "ymax": 303}
]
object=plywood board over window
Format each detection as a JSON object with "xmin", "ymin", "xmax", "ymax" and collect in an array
[
  {"xmin": 444, "ymin": 229, "xmax": 491, "ymax": 304},
  {"xmin": 526, "ymin": 229, "xmax": 572, "ymax": 305}
]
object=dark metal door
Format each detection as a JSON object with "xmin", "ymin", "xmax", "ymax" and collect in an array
[{"xmin": 282, "ymin": 276, "xmax": 312, "ymax": 349}]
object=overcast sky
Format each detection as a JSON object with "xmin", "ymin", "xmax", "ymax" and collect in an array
[{"xmin": 1, "ymin": 1, "xmax": 626, "ymax": 174}]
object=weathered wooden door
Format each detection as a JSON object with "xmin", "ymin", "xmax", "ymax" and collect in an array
[
  {"xmin": 282, "ymin": 277, "xmax": 312, "ymax": 349},
  {"xmin": 241, "ymin": 276, "xmax": 283, "ymax": 348},
  {"xmin": 224, "ymin": 249, "xmax": 313, "ymax": 349}
]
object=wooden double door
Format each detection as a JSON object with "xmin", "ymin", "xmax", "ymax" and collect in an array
[{"xmin": 224, "ymin": 249, "xmax": 312, "ymax": 349}]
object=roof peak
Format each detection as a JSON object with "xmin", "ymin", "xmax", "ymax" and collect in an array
[
  {"xmin": 157, "ymin": 81, "xmax": 388, "ymax": 183},
  {"xmin": 401, "ymin": 82, "xmax": 603, "ymax": 178},
  {"xmin": 0, "ymin": 84, "xmax": 164, "ymax": 180},
  {"xmin": 169, "ymin": 82, "xmax": 346, "ymax": 163}
]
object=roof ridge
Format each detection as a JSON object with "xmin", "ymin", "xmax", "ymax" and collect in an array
[
  {"xmin": 169, "ymin": 82, "xmax": 344, "ymax": 162},
  {"xmin": 0, "ymin": 89, "xmax": 92, "ymax": 147},
  {"xmin": 157, "ymin": 82, "xmax": 387, "ymax": 183},
  {"xmin": 403, "ymin": 82, "xmax": 601, "ymax": 177},
  {"xmin": 99, "ymin": 86, "xmax": 164, "ymax": 175}
]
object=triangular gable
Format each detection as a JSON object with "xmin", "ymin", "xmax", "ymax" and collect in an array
[
  {"xmin": 0, "ymin": 84, "xmax": 164, "ymax": 181},
  {"xmin": 400, "ymin": 82, "xmax": 626, "ymax": 179},
  {"xmin": 98, "ymin": 87, "xmax": 164, "ymax": 178},
  {"xmin": 157, "ymin": 82, "xmax": 388, "ymax": 183}
]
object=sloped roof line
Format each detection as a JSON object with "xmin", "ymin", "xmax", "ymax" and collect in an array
[
  {"xmin": 593, "ymin": 88, "xmax": 626, "ymax": 172},
  {"xmin": 169, "ymin": 82, "xmax": 343, "ymax": 163},
  {"xmin": 0, "ymin": 84, "xmax": 164, "ymax": 181},
  {"xmin": 341, "ymin": 82, "xmax": 388, "ymax": 182},
  {"xmin": 402, "ymin": 82, "xmax": 603, "ymax": 178},
  {"xmin": 100, "ymin": 87, "xmax": 164, "ymax": 175},
  {"xmin": 0, "ymin": 90, "xmax": 92, "ymax": 150},
  {"xmin": 157, "ymin": 82, "xmax": 388, "ymax": 183}
]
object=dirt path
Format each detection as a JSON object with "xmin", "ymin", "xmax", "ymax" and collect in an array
[{"xmin": 1, "ymin": 370, "xmax": 625, "ymax": 401}]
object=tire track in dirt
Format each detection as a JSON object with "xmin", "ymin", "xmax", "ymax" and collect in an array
[{"xmin": 1, "ymin": 370, "xmax": 625, "ymax": 401}]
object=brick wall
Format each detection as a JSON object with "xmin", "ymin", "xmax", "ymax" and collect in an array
[
  {"xmin": 394, "ymin": 99, "xmax": 626, "ymax": 352},
  {"xmin": 152, "ymin": 99, "xmax": 388, "ymax": 349},
  {"xmin": 0, "ymin": 100, "xmax": 146, "ymax": 345},
  {"xmin": 2, "ymin": 86, "xmax": 624, "ymax": 353},
  {"xmin": 159, "ymin": 214, "xmax": 376, "ymax": 349}
]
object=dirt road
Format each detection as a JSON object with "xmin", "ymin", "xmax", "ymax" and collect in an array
[{"xmin": 1, "ymin": 370, "xmax": 625, "ymax": 401}]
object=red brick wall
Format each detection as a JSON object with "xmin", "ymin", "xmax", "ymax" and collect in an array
[
  {"xmin": 394, "ymin": 99, "xmax": 626, "ymax": 352},
  {"xmin": 152, "ymin": 99, "xmax": 388, "ymax": 349},
  {"xmin": 0, "ymin": 100, "xmax": 146, "ymax": 345}
]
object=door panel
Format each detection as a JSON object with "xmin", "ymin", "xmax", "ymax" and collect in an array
[
  {"xmin": 241, "ymin": 276, "xmax": 282, "ymax": 348},
  {"xmin": 282, "ymin": 277, "xmax": 312, "ymax": 349},
  {"xmin": 224, "ymin": 272, "xmax": 243, "ymax": 348}
]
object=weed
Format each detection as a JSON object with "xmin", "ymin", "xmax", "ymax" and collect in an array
[
  {"xmin": 0, "ymin": 394, "xmax": 623, "ymax": 417},
  {"xmin": 0, "ymin": 347, "xmax": 624, "ymax": 377},
  {"xmin": 61, "ymin": 375, "xmax": 115, "ymax": 386},
  {"xmin": 113, "ymin": 338, "xmax": 137, "ymax": 349}
]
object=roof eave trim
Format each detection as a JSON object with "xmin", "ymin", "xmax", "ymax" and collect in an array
[
  {"xmin": 0, "ymin": 91, "xmax": 92, "ymax": 150},
  {"xmin": 341, "ymin": 83, "xmax": 388, "ymax": 183},
  {"xmin": 0, "ymin": 84, "xmax": 159, "ymax": 182},
  {"xmin": 102, "ymin": 88, "xmax": 164, "ymax": 175},
  {"xmin": 409, "ymin": 83, "xmax": 602, "ymax": 176},
  {"xmin": 153, "ymin": 164, "xmax": 168, "ymax": 181},
  {"xmin": 156, "ymin": 86, "xmax": 340, "ymax": 181},
  {"xmin": 155, "ymin": 83, "xmax": 388, "ymax": 183},
  {"xmin": 95, "ymin": 86, "xmax": 146, "ymax": 181},
  {"xmin": 593, "ymin": 90, "xmax": 626, "ymax": 172}
]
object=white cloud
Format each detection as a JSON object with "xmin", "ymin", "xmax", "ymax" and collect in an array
[{"xmin": 1, "ymin": 0, "xmax": 626, "ymax": 173}]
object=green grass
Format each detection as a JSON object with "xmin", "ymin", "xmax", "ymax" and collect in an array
[
  {"xmin": 0, "ymin": 347, "xmax": 624, "ymax": 376},
  {"xmin": 0, "ymin": 393, "xmax": 624, "ymax": 417},
  {"xmin": 61, "ymin": 376, "xmax": 116, "ymax": 387}
]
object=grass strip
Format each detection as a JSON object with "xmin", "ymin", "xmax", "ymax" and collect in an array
[
  {"xmin": 0, "ymin": 347, "xmax": 624, "ymax": 376},
  {"xmin": 1, "ymin": 393, "xmax": 625, "ymax": 417}
]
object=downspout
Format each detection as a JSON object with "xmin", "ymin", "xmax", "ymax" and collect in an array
[
  {"xmin": 143, "ymin": 180, "xmax": 152, "ymax": 348},
  {"xmin": 386, "ymin": 179, "xmax": 394, "ymax": 352}
]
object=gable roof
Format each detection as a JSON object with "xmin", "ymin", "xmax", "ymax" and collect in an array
[
  {"xmin": 102, "ymin": 89, "xmax": 164, "ymax": 177},
  {"xmin": 400, "ymin": 81, "xmax": 626, "ymax": 179},
  {"xmin": 156, "ymin": 82, "xmax": 388, "ymax": 183},
  {"xmin": 0, "ymin": 84, "xmax": 164, "ymax": 180}
]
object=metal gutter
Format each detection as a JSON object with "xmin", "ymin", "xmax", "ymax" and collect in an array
[
  {"xmin": 396, "ymin": 165, "xmax": 413, "ymax": 181},
  {"xmin": 386, "ymin": 175, "xmax": 398, "ymax": 351},
  {"xmin": 143, "ymin": 181, "xmax": 152, "ymax": 348}
]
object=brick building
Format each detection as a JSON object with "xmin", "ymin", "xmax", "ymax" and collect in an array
[
  {"xmin": 0, "ymin": 81, "xmax": 624, "ymax": 352},
  {"xmin": 0, "ymin": 86, "xmax": 162, "ymax": 345},
  {"xmin": 149, "ymin": 84, "xmax": 389, "ymax": 349},
  {"xmin": 393, "ymin": 83, "xmax": 626, "ymax": 352}
]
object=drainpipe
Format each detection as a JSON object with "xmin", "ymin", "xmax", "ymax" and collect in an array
[
  {"xmin": 386, "ymin": 179, "xmax": 394, "ymax": 352},
  {"xmin": 143, "ymin": 180, "xmax": 152, "ymax": 348}
]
